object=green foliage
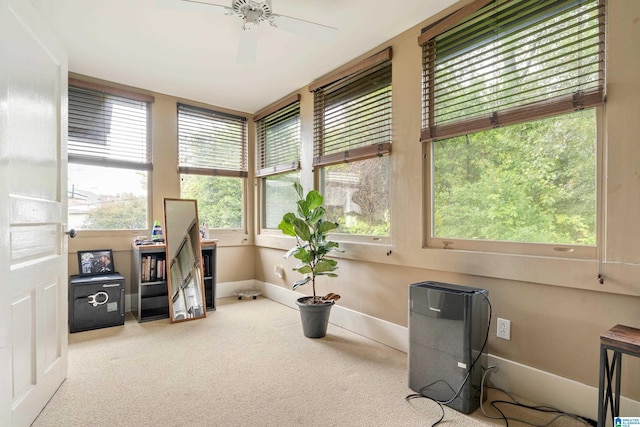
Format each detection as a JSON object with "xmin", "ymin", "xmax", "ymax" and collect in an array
[
  {"xmin": 278, "ymin": 182, "xmax": 341, "ymax": 299},
  {"xmin": 180, "ymin": 174, "xmax": 243, "ymax": 228},
  {"xmin": 331, "ymin": 214, "xmax": 390, "ymax": 236},
  {"xmin": 434, "ymin": 110, "xmax": 596, "ymax": 245},
  {"xmin": 83, "ymin": 194, "xmax": 146, "ymax": 229}
]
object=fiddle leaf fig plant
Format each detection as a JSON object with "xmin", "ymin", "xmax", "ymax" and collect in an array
[{"xmin": 278, "ymin": 182, "xmax": 341, "ymax": 303}]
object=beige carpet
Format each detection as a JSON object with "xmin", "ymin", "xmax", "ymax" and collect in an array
[{"xmin": 33, "ymin": 297, "xmax": 591, "ymax": 427}]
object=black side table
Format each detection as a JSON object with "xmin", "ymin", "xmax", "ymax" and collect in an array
[{"xmin": 597, "ymin": 324, "xmax": 640, "ymax": 427}]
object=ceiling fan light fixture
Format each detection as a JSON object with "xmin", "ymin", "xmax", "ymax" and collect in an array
[
  {"xmin": 242, "ymin": 9, "xmax": 261, "ymax": 30},
  {"xmin": 232, "ymin": 0, "xmax": 271, "ymax": 25}
]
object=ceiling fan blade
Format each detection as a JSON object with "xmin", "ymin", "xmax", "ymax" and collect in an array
[
  {"xmin": 237, "ymin": 26, "xmax": 258, "ymax": 63},
  {"xmin": 271, "ymin": 14, "xmax": 337, "ymax": 40},
  {"xmin": 155, "ymin": 0, "xmax": 232, "ymax": 15}
]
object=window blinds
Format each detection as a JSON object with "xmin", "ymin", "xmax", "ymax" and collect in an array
[
  {"xmin": 177, "ymin": 104, "xmax": 248, "ymax": 177},
  {"xmin": 68, "ymin": 85, "xmax": 152, "ymax": 170},
  {"xmin": 420, "ymin": 0, "xmax": 606, "ymax": 142},
  {"xmin": 312, "ymin": 48, "xmax": 392, "ymax": 168},
  {"xmin": 255, "ymin": 95, "xmax": 300, "ymax": 178}
]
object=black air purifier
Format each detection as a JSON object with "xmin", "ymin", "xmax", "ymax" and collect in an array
[{"xmin": 408, "ymin": 281, "xmax": 489, "ymax": 414}]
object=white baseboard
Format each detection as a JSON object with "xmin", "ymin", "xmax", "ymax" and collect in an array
[
  {"xmin": 253, "ymin": 280, "xmax": 640, "ymax": 422},
  {"xmin": 487, "ymin": 354, "xmax": 640, "ymax": 422}
]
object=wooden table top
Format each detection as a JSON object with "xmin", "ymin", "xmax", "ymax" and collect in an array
[{"xmin": 601, "ymin": 324, "xmax": 640, "ymax": 356}]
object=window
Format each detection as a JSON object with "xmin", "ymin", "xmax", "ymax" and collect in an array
[
  {"xmin": 67, "ymin": 80, "xmax": 153, "ymax": 230},
  {"xmin": 420, "ymin": 0, "xmax": 605, "ymax": 255},
  {"xmin": 311, "ymin": 48, "xmax": 392, "ymax": 237},
  {"xmin": 254, "ymin": 95, "xmax": 301, "ymax": 230},
  {"xmin": 177, "ymin": 104, "xmax": 248, "ymax": 230}
]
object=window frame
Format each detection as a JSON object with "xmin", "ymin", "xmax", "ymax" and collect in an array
[
  {"xmin": 67, "ymin": 79, "xmax": 154, "ymax": 232},
  {"xmin": 420, "ymin": 0, "xmax": 606, "ymax": 258},
  {"xmin": 254, "ymin": 94, "xmax": 301, "ymax": 231},
  {"xmin": 311, "ymin": 48, "xmax": 393, "ymax": 242},
  {"xmin": 177, "ymin": 103, "xmax": 248, "ymax": 233}
]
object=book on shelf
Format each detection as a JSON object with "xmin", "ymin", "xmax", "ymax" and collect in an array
[
  {"xmin": 150, "ymin": 257, "xmax": 157, "ymax": 281},
  {"xmin": 141, "ymin": 256, "xmax": 148, "ymax": 282},
  {"xmin": 141, "ymin": 255, "xmax": 166, "ymax": 283}
]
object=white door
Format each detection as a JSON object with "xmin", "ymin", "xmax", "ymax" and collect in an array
[{"xmin": 0, "ymin": 0, "xmax": 69, "ymax": 425}]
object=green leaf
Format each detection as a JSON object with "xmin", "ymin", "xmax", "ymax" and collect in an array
[
  {"xmin": 316, "ymin": 242, "xmax": 339, "ymax": 257},
  {"xmin": 318, "ymin": 221, "xmax": 339, "ymax": 234},
  {"xmin": 294, "ymin": 248, "xmax": 314, "ymax": 264},
  {"xmin": 282, "ymin": 212, "xmax": 296, "ymax": 222},
  {"xmin": 317, "ymin": 271, "xmax": 339, "ymax": 277},
  {"xmin": 308, "ymin": 206, "xmax": 325, "ymax": 224},
  {"xmin": 291, "ymin": 217, "xmax": 311, "ymax": 241},
  {"xmin": 323, "ymin": 258, "xmax": 338, "ymax": 267},
  {"xmin": 297, "ymin": 199, "xmax": 310, "ymax": 218},
  {"xmin": 315, "ymin": 259, "xmax": 337, "ymax": 273},
  {"xmin": 278, "ymin": 219, "xmax": 296, "ymax": 237},
  {"xmin": 295, "ymin": 265, "xmax": 312, "ymax": 275},
  {"xmin": 306, "ymin": 190, "xmax": 323, "ymax": 210}
]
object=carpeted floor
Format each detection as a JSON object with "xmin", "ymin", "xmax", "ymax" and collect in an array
[{"xmin": 32, "ymin": 297, "xmax": 591, "ymax": 426}]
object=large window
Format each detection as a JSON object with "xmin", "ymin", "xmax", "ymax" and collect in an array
[
  {"xmin": 255, "ymin": 95, "xmax": 301, "ymax": 230},
  {"xmin": 311, "ymin": 48, "xmax": 392, "ymax": 237},
  {"xmin": 177, "ymin": 104, "xmax": 248, "ymax": 230},
  {"xmin": 67, "ymin": 81, "xmax": 152, "ymax": 230},
  {"xmin": 420, "ymin": 0, "xmax": 605, "ymax": 255}
]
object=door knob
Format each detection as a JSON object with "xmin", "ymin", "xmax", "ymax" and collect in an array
[{"xmin": 66, "ymin": 229, "xmax": 77, "ymax": 238}]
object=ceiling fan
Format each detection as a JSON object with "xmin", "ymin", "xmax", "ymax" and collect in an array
[{"xmin": 168, "ymin": 0, "xmax": 338, "ymax": 62}]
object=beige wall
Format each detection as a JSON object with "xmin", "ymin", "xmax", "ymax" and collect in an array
[{"xmin": 67, "ymin": 0, "xmax": 640, "ymax": 402}]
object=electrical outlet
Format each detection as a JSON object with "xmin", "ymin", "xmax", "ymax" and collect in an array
[{"xmin": 497, "ymin": 318, "xmax": 511, "ymax": 340}]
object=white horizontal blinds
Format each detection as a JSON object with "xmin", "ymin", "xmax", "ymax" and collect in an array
[
  {"xmin": 420, "ymin": 0, "xmax": 606, "ymax": 142},
  {"xmin": 255, "ymin": 97, "xmax": 300, "ymax": 177},
  {"xmin": 312, "ymin": 49, "xmax": 392, "ymax": 168},
  {"xmin": 68, "ymin": 86, "xmax": 152, "ymax": 170},
  {"xmin": 177, "ymin": 104, "xmax": 248, "ymax": 178}
]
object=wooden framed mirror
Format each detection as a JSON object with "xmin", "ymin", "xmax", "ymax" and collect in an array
[{"xmin": 164, "ymin": 198, "xmax": 206, "ymax": 323}]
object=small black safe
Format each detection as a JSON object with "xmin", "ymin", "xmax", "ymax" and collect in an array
[{"xmin": 69, "ymin": 273, "xmax": 125, "ymax": 333}]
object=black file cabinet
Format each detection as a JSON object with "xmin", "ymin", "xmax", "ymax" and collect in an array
[{"xmin": 69, "ymin": 273, "xmax": 125, "ymax": 333}]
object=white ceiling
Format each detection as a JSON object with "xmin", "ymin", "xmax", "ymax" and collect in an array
[{"xmin": 30, "ymin": 0, "xmax": 456, "ymax": 113}]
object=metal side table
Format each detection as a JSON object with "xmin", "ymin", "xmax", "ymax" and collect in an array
[{"xmin": 597, "ymin": 324, "xmax": 640, "ymax": 427}]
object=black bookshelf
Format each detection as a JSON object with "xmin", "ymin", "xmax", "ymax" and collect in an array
[{"xmin": 131, "ymin": 243, "xmax": 216, "ymax": 322}]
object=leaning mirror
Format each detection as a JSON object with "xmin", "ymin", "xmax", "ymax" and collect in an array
[{"xmin": 164, "ymin": 198, "xmax": 206, "ymax": 322}]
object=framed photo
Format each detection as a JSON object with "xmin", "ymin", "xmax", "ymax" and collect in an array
[{"xmin": 77, "ymin": 249, "xmax": 115, "ymax": 276}]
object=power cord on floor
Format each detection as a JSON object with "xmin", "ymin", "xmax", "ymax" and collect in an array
[
  {"xmin": 406, "ymin": 373, "xmax": 477, "ymax": 426},
  {"xmin": 405, "ymin": 393, "xmax": 445, "ymax": 427},
  {"xmin": 480, "ymin": 365, "xmax": 596, "ymax": 427}
]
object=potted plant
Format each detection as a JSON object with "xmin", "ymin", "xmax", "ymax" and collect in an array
[{"xmin": 278, "ymin": 182, "xmax": 341, "ymax": 338}]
